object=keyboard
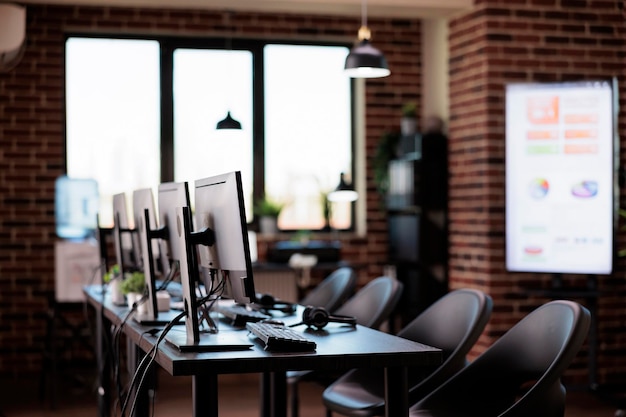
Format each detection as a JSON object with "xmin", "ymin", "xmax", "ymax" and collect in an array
[
  {"xmin": 246, "ymin": 322, "xmax": 317, "ymax": 352},
  {"xmin": 215, "ymin": 303, "xmax": 271, "ymax": 327}
]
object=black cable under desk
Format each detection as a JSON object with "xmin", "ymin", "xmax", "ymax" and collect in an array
[{"xmin": 84, "ymin": 285, "xmax": 442, "ymax": 417}]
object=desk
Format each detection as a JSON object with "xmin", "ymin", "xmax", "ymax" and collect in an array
[{"xmin": 84, "ymin": 285, "xmax": 441, "ymax": 417}]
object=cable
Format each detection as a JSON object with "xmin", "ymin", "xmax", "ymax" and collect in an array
[
  {"xmin": 111, "ymin": 293, "xmax": 148, "ymax": 414},
  {"xmin": 120, "ymin": 310, "xmax": 185, "ymax": 417}
]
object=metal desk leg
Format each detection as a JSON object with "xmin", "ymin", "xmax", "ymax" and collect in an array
[
  {"xmin": 272, "ymin": 371, "xmax": 287, "ymax": 417},
  {"xmin": 260, "ymin": 371, "xmax": 287, "ymax": 417},
  {"xmin": 261, "ymin": 373, "xmax": 271, "ymax": 417},
  {"xmin": 96, "ymin": 307, "xmax": 110, "ymax": 417},
  {"xmin": 193, "ymin": 374, "xmax": 218, "ymax": 417},
  {"xmin": 385, "ymin": 366, "xmax": 409, "ymax": 417}
]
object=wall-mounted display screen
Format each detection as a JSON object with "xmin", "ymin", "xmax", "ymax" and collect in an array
[{"xmin": 505, "ymin": 79, "xmax": 618, "ymax": 274}]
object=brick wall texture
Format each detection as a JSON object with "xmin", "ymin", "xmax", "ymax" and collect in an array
[{"xmin": 0, "ymin": 0, "xmax": 624, "ymax": 387}]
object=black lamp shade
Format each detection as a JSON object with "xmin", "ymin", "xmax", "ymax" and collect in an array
[
  {"xmin": 328, "ymin": 173, "xmax": 358, "ymax": 202},
  {"xmin": 344, "ymin": 39, "xmax": 390, "ymax": 79},
  {"xmin": 216, "ymin": 111, "xmax": 242, "ymax": 130}
]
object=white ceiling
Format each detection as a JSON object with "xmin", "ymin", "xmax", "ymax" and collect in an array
[{"xmin": 18, "ymin": 0, "xmax": 473, "ymax": 19}]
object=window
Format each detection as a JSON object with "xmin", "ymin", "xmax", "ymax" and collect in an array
[
  {"xmin": 65, "ymin": 36, "xmax": 354, "ymax": 231},
  {"xmin": 65, "ymin": 38, "xmax": 161, "ymax": 226}
]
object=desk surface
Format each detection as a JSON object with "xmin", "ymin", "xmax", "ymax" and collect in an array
[
  {"xmin": 85, "ymin": 285, "xmax": 441, "ymax": 375},
  {"xmin": 85, "ymin": 285, "xmax": 441, "ymax": 376}
]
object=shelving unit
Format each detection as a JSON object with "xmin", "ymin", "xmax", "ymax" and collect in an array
[{"xmin": 386, "ymin": 131, "xmax": 448, "ymax": 324}]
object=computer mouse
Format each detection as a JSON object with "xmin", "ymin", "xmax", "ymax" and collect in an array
[{"xmin": 262, "ymin": 319, "xmax": 285, "ymax": 326}]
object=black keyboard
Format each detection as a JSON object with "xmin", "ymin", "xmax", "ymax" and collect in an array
[
  {"xmin": 215, "ymin": 303, "xmax": 271, "ymax": 327},
  {"xmin": 246, "ymin": 322, "xmax": 317, "ymax": 352}
]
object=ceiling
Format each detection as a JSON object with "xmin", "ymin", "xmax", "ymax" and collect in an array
[{"xmin": 18, "ymin": 0, "xmax": 473, "ymax": 18}]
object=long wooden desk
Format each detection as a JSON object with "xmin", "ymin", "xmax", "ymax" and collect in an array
[{"xmin": 84, "ymin": 285, "xmax": 441, "ymax": 417}]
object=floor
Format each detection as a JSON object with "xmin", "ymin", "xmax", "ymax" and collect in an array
[{"xmin": 1, "ymin": 368, "xmax": 624, "ymax": 417}]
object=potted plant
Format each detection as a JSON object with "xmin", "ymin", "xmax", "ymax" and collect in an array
[
  {"xmin": 103, "ymin": 264, "xmax": 125, "ymax": 305},
  {"xmin": 121, "ymin": 271, "xmax": 146, "ymax": 311},
  {"xmin": 254, "ymin": 197, "xmax": 284, "ymax": 234},
  {"xmin": 401, "ymin": 102, "xmax": 418, "ymax": 136}
]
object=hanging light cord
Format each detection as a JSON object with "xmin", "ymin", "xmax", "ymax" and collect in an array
[{"xmin": 358, "ymin": 0, "xmax": 371, "ymax": 41}]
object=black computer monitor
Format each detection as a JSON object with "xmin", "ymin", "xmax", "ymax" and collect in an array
[
  {"xmin": 166, "ymin": 171, "xmax": 256, "ymax": 351},
  {"xmin": 157, "ymin": 181, "xmax": 191, "ymax": 278}
]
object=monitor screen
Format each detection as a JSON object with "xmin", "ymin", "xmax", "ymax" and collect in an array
[
  {"xmin": 132, "ymin": 187, "xmax": 160, "ymax": 319},
  {"xmin": 157, "ymin": 181, "xmax": 191, "ymax": 278},
  {"xmin": 505, "ymin": 79, "xmax": 618, "ymax": 274},
  {"xmin": 194, "ymin": 171, "xmax": 256, "ymax": 304}
]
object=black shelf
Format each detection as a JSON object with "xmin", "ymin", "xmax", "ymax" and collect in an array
[{"xmin": 386, "ymin": 131, "xmax": 448, "ymax": 324}]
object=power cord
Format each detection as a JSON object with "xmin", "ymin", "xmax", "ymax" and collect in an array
[{"xmin": 119, "ymin": 310, "xmax": 185, "ymax": 417}]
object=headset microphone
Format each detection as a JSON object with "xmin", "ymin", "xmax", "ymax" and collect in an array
[{"xmin": 290, "ymin": 306, "xmax": 357, "ymax": 330}]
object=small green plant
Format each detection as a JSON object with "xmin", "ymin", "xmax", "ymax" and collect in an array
[
  {"xmin": 120, "ymin": 271, "xmax": 146, "ymax": 295},
  {"xmin": 103, "ymin": 264, "xmax": 120, "ymax": 283},
  {"xmin": 254, "ymin": 197, "xmax": 284, "ymax": 217},
  {"xmin": 401, "ymin": 102, "xmax": 417, "ymax": 119}
]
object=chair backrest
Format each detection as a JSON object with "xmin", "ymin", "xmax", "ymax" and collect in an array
[
  {"xmin": 299, "ymin": 267, "xmax": 357, "ymax": 313},
  {"xmin": 410, "ymin": 300, "xmax": 591, "ymax": 417},
  {"xmin": 334, "ymin": 276, "xmax": 403, "ymax": 329},
  {"xmin": 399, "ymin": 288, "xmax": 492, "ymax": 403}
]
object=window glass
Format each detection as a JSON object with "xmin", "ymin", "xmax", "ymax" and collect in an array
[
  {"xmin": 173, "ymin": 49, "xmax": 253, "ymax": 217},
  {"xmin": 264, "ymin": 44, "xmax": 352, "ymax": 230},
  {"xmin": 66, "ymin": 38, "xmax": 161, "ymax": 227},
  {"xmin": 65, "ymin": 38, "xmax": 355, "ymax": 232}
]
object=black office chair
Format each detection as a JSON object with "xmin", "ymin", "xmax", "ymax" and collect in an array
[
  {"xmin": 322, "ymin": 288, "xmax": 493, "ymax": 417},
  {"xmin": 289, "ymin": 276, "xmax": 404, "ymax": 417},
  {"xmin": 409, "ymin": 299, "xmax": 591, "ymax": 417},
  {"xmin": 299, "ymin": 267, "xmax": 357, "ymax": 313}
]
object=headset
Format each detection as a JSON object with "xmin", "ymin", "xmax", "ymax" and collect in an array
[
  {"xmin": 254, "ymin": 293, "xmax": 297, "ymax": 314},
  {"xmin": 292, "ymin": 305, "xmax": 357, "ymax": 330}
]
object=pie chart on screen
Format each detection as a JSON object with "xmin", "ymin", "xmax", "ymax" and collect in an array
[
  {"xmin": 571, "ymin": 181, "xmax": 598, "ymax": 198},
  {"xmin": 529, "ymin": 178, "xmax": 549, "ymax": 199}
]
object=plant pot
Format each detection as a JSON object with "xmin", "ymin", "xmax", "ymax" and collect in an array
[
  {"xmin": 259, "ymin": 216, "xmax": 279, "ymax": 235},
  {"xmin": 126, "ymin": 292, "xmax": 147, "ymax": 314},
  {"xmin": 108, "ymin": 278, "xmax": 125, "ymax": 305},
  {"xmin": 401, "ymin": 116, "xmax": 417, "ymax": 136}
]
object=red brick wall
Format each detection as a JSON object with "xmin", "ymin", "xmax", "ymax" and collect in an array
[
  {"xmin": 448, "ymin": 0, "xmax": 626, "ymax": 384},
  {"xmin": 0, "ymin": 5, "xmax": 420, "ymax": 376},
  {"xmin": 1, "ymin": 0, "xmax": 624, "ymax": 388}
]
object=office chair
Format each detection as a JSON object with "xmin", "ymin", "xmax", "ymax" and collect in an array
[
  {"xmin": 289, "ymin": 276, "xmax": 404, "ymax": 417},
  {"xmin": 409, "ymin": 299, "xmax": 591, "ymax": 417},
  {"xmin": 299, "ymin": 266, "xmax": 357, "ymax": 313},
  {"xmin": 323, "ymin": 288, "xmax": 493, "ymax": 417}
]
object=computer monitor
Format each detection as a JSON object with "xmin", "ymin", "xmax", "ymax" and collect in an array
[
  {"xmin": 132, "ymin": 188, "xmax": 160, "ymax": 319},
  {"xmin": 112, "ymin": 192, "xmax": 136, "ymax": 280},
  {"xmin": 166, "ymin": 171, "xmax": 256, "ymax": 351},
  {"xmin": 194, "ymin": 171, "xmax": 256, "ymax": 304},
  {"xmin": 157, "ymin": 181, "xmax": 191, "ymax": 278}
]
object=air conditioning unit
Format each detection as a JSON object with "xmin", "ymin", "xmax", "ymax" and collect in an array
[{"xmin": 0, "ymin": 3, "xmax": 26, "ymax": 72}]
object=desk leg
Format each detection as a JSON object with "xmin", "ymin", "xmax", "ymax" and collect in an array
[
  {"xmin": 260, "ymin": 372, "xmax": 287, "ymax": 417},
  {"xmin": 385, "ymin": 366, "xmax": 408, "ymax": 417},
  {"xmin": 193, "ymin": 374, "xmax": 218, "ymax": 417},
  {"xmin": 272, "ymin": 371, "xmax": 287, "ymax": 417},
  {"xmin": 261, "ymin": 373, "xmax": 271, "ymax": 417},
  {"xmin": 96, "ymin": 308, "xmax": 110, "ymax": 417}
]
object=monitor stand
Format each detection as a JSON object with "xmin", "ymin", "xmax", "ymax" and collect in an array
[
  {"xmin": 164, "ymin": 329, "xmax": 253, "ymax": 352},
  {"xmin": 133, "ymin": 310, "xmax": 186, "ymax": 326}
]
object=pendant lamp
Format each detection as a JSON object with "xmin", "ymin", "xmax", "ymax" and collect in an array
[
  {"xmin": 328, "ymin": 172, "xmax": 358, "ymax": 202},
  {"xmin": 344, "ymin": 0, "xmax": 390, "ymax": 78},
  {"xmin": 216, "ymin": 11, "xmax": 242, "ymax": 130},
  {"xmin": 216, "ymin": 111, "xmax": 242, "ymax": 130}
]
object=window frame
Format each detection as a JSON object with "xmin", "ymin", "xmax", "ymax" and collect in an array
[{"xmin": 64, "ymin": 33, "xmax": 357, "ymax": 233}]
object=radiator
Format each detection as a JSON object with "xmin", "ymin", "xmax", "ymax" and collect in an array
[{"xmin": 252, "ymin": 268, "xmax": 299, "ymax": 303}]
